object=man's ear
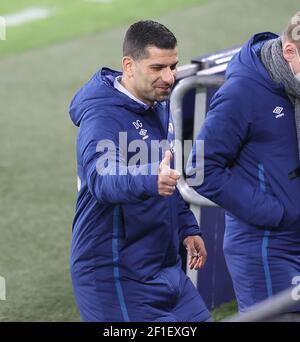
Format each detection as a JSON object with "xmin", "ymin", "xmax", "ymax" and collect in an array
[
  {"xmin": 122, "ymin": 56, "xmax": 134, "ymax": 78},
  {"xmin": 283, "ymin": 42, "xmax": 297, "ymax": 62}
]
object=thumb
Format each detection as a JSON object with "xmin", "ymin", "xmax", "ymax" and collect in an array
[{"xmin": 161, "ymin": 150, "xmax": 172, "ymax": 167}]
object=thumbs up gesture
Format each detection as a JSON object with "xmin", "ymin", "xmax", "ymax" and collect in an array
[{"xmin": 158, "ymin": 151, "xmax": 180, "ymax": 196}]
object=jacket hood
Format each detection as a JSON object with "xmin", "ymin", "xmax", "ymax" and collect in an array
[
  {"xmin": 226, "ymin": 32, "xmax": 285, "ymax": 93},
  {"xmin": 69, "ymin": 67, "xmax": 151, "ymax": 126}
]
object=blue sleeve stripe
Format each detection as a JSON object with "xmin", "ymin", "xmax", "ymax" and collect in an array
[
  {"xmin": 112, "ymin": 206, "xmax": 130, "ymax": 322},
  {"xmin": 258, "ymin": 163, "xmax": 273, "ymax": 297},
  {"xmin": 258, "ymin": 164, "xmax": 266, "ymax": 193}
]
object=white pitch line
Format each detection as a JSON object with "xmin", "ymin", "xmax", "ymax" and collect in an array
[
  {"xmin": 3, "ymin": 7, "xmax": 53, "ymax": 27},
  {"xmin": 85, "ymin": 0, "xmax": 113, "ymax": 3}
]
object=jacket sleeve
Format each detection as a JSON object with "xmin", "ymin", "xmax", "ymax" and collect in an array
[
  {"xmin": 177, "ymin": 190, "xmax": 202, "ymax": 242},
  {"xmin": 187, "ymin": 86, "xmax": 285, "ymax": 228},
  {"xmin": 79, "ymin": 110, "xmax": 159, "ymax": 204}
]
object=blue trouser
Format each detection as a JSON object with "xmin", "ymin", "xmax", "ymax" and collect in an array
[
  {"xmin": 72, "ymin": 265, "xmax": 211, "ymax": 322},
  {"xmin": 224, "ymin": 214, "xmax": 300, "ymax": 312}
]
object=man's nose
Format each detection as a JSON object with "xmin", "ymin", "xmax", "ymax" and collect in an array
[{"xmin": 161, "ymin": 68, "xmax": 176, "ymax": 84}]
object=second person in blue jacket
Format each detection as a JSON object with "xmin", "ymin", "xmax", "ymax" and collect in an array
[{"xmin": 189, "ymin": 13, "xmax": 300, "ymax": 318}]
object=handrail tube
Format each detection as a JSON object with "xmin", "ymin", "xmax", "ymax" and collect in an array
[
  {"xmin": 170, "ymin": 75, "xmax": 224, "ymax": 207},
  {"xmin": 223, "ymin": 287, "xmax": 300, "ymax": 322}
]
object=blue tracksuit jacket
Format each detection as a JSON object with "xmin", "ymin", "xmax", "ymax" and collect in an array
[
  {"xmin": 69, "ymin": 68, "xmax": 210, "ymax": 322},
  {"xmin": 190, "ymin": 33, "xmax": 300, "ymax": 312}
]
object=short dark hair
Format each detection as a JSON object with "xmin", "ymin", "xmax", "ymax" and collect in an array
[{"xmin": 123, "ymin": 20, "xmax": 177, "ymax": 60}]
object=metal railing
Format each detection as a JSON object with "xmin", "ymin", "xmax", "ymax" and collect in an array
[
  {"xmin": 223, "ymin": 287, "xmax": 300, "ymax": 322},
  {"xmin": 170, "ymin": 74, "xmax": 225, "ymax": 207}
]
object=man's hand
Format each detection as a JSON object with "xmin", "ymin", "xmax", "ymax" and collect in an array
[
  {"xmin": 158, "ymin": 151, "xmax": 180, "ymax": 196},
  {"xmin": 183, "ymin": 235, "xmax": 207, "ymax": 270}
]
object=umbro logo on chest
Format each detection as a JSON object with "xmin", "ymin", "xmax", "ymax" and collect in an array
[{"xmin": 273, "ymin": 106, "xmax": 285, "ymax": 119}]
